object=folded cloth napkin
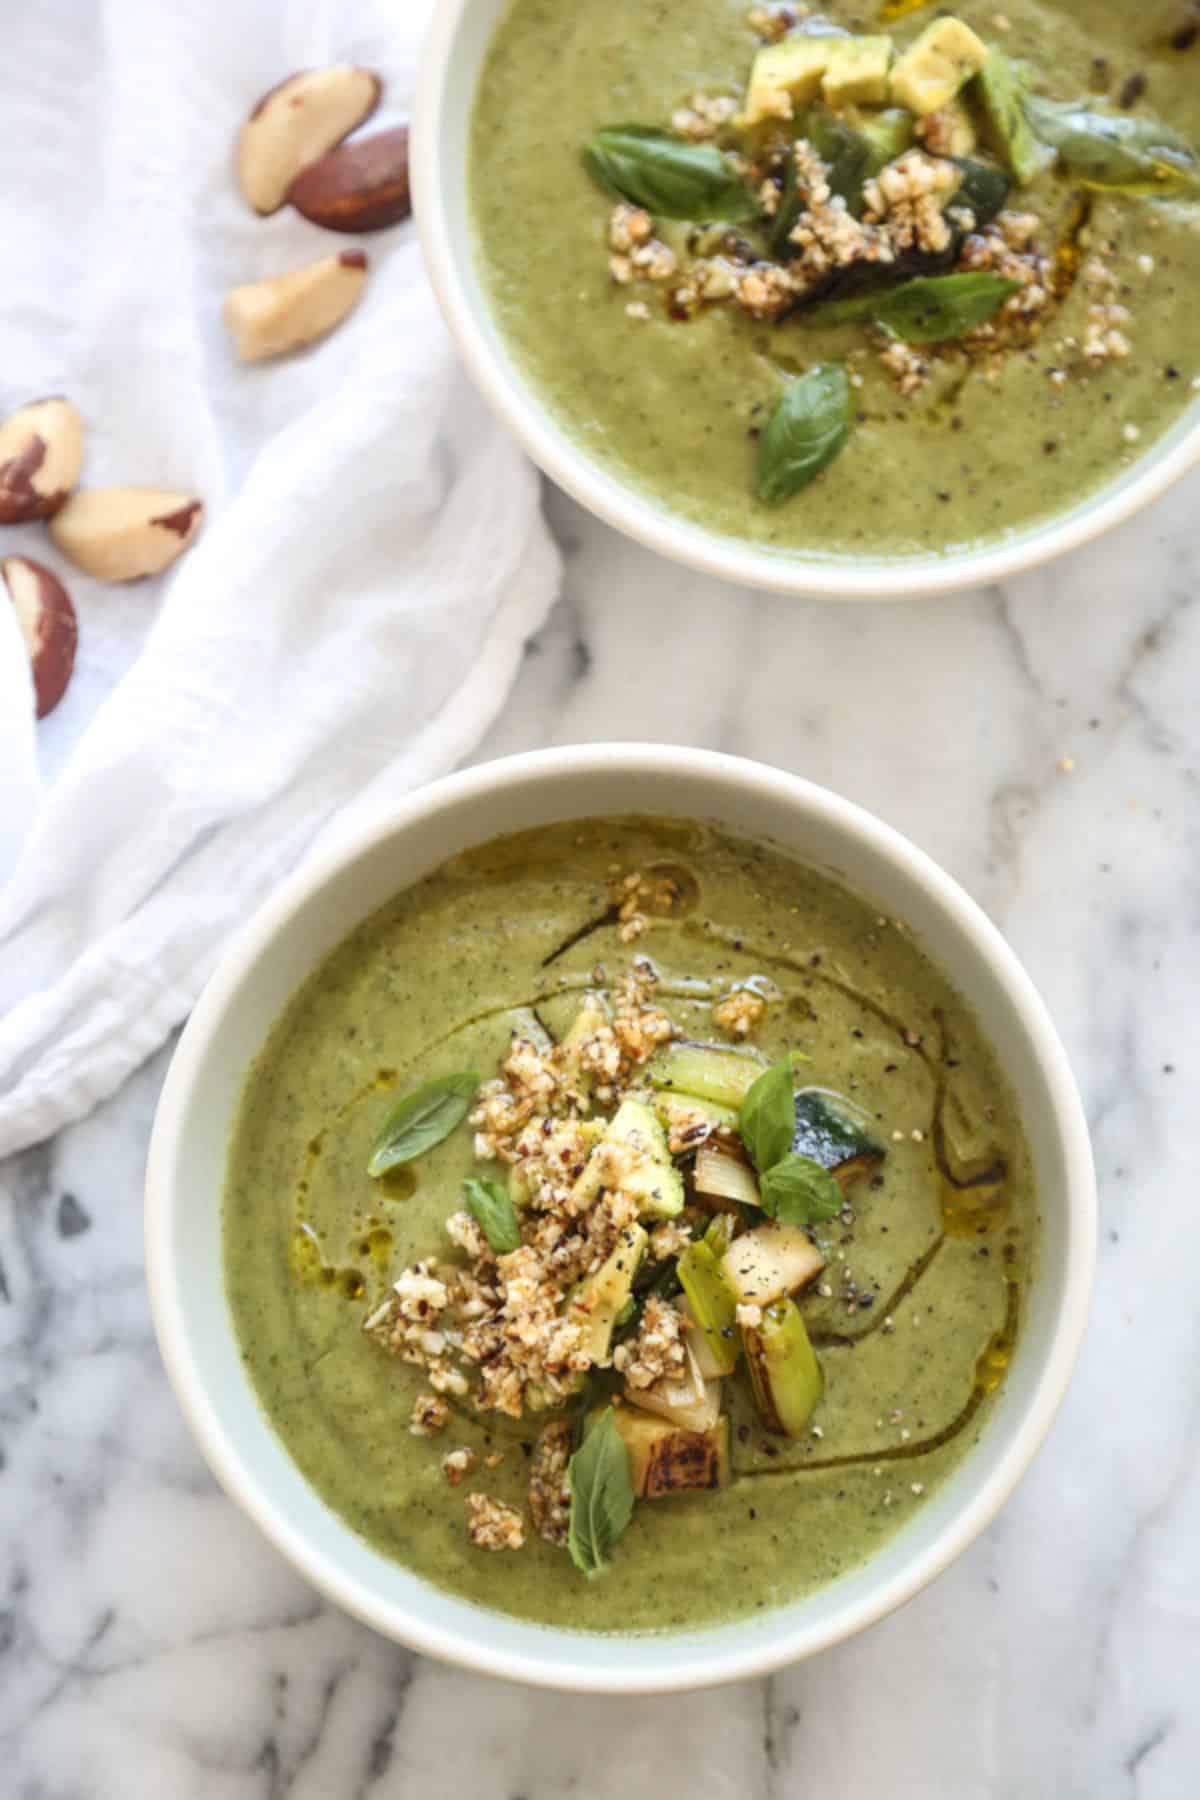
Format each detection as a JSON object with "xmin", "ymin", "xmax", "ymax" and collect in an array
[{"xmin": 0, "ymin": 0, "xmax": 560, "ymax": 1156}]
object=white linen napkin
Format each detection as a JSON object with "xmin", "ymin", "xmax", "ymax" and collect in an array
[{"xmin": 0, "ymin": 0, "xmax": 560, "ymax": 1156}]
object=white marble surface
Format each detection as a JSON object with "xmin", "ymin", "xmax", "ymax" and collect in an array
[{"xmin": 3, "ymin": 473, "xmax": 1199, "ymax": 1798}]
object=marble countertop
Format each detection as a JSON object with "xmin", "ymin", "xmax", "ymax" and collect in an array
[{"xmin": 3, "ymin": 475, "xmax": 1199, "ymax": 1798}]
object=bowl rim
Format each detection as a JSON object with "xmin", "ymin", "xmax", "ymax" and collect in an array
[
  {"xmin": 145, "ymin": 744, "xmax": 1096, "ymax": 1692},
  {"xmin": 410, "ymin": 0, "xmax": 1200, "ymax": 601}
]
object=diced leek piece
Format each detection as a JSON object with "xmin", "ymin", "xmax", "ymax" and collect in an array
[
  {"xmin": 608, "ymin": 1404, "xmax": 730, "ymax": 1498},
  {"xmin": 721, "ymin": 1220, "xmax": 824, "ymax": 1308},
  {"xmin": 648, "ymin": 1042, "xmax": 766, "ymax": 1109},
  {"xmin": 972, "ymin": 51, "xmax": 1046, "ymax": 185},
  {"xmin": 693, "ymin": 1144, "xmax": 763, "ymax": 1209},
  {"xmin": 568, "ymin": 1224, "xmax": 648, "ymax": 1363},
  {"xmin": 704, "ymin": 1211, "xmax": 736, "ymax": 1257},
  {"xmin": 743, "ymin": 1298, "xmax": 823, "ymax": 1437},
  {"xmin": 682, "ymin": 1310, "xmax": 727, "ymax": 1381},
  {"xmin": 626, "ymin": 1344, "xmax": 722, "ymax": 1431},
  {"xmin": 677, "ymin": 1239, "xmax": 741, "ymax": 1374}
]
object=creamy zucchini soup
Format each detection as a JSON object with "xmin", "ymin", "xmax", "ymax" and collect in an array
[
  {"xmin": 470, "ymin": 0, "xmax": 1200, "ymax": 557},
  {"xmin": 225, "ymin": 819, "xmax": 1035, "ymax": 1631}
]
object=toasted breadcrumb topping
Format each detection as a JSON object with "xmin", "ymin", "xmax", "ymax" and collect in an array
[{"xmin": 465, "ymin": 1492, "xmax": 526, "ymax": 1551}]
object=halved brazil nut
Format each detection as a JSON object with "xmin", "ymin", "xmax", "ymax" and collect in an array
[
  {"xmin": 2, "ymin": 556, "xmax": 78, "ymax": 718},
  {"xmin": 49, "ymin": 489, "xmax": 204, "ymax": 582},
  {"xmin": 237, "ymin": 65, "xmax": 382, "ymax": 215},
  {"xmin": 223, "ymin": 252, "xmax": 368, "ymax": 362},
  {"xmin": 288, "ymin": 126, "xmax": 411, "ymax": 232},
  {"xmin": 0, "ymin": 397, "xmax": 84, "ymax": 523}
]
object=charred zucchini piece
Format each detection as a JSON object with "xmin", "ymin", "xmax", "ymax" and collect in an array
[
  {"xmin": 743, "ymin": 1298, "xmax": 824, "ymax": 1437},
  {"xmin": 721, "ymin": 1219, "xmax": 824, "ymax": 1307},
  {"xmin": 792, "ymin": 1089, "xmax": 884, "ymax": 1174},
  {"xmin": 609, "ymin": 1404, "xmax": 731, "ymax": 1498},
  {"xmin": 569, "ymin": 1224, "xmax": 648, "ymax": 1363},
  {"xmin": 648, "ymin": 1041, "xmax": 766, "ymax": 1108},
  {"xmin": 678, "ymin": 1237, "xmax": 741, "ymax": 1373},
  {"xmin": 652, "ymin": 1089, "xmax": 740, "ymax": 1142}
]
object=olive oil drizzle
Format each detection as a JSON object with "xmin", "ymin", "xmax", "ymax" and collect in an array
[
  {"xmin": 737, "ymin": 1275, "xmax": 1020, "ymax": 1480},
  {"xmin": 807, "ymin": 1232, "xmax": 946, "ymax": 1348}
]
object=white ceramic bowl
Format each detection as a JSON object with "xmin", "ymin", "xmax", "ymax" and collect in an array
[
  {"xmin": 411, "ymin": 0, "xmax": 1200, "ymax": 600},
  {"xmin": 145, "ymin": 745, "xmax": 1095, "ymax": 1692}
]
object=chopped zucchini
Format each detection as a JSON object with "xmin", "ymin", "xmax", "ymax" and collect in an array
[
  {"xmin": 568, "ymin": 1224, "xmax": 648, "ymax": 1363},
  {"xmin": 721, "ymin": 1219, "xmax": 824, "ymax": 1307},
  {"xmin": 972, "ymin": 52, "xmax": 1046, "ymax": 185},
  {"xmin": 792, "ymin": 1089, "xmax": 884, "ymax": 1170},
  {"xmin": 859, "ymin": 106, "xmax": 915, "ymax": 172},
  {"xmin": 609, "ymin": 1405, "xmax": 730, "ymax": 1498},
  {"xmin": 743, "ymin": 1298, "xmax": 823, "ymax": 1437},
  {"xmin": 742, "ymin": 37, "xmax": 833, "ymax": 126},
  {"xmin": 890, "ymin": 17, "xmax": 989, "ymax": 115},
  {"xmin": 573, "ymin": 1098, "xmax": 685, "ymax": 1219},
  {"xmin": 557, "ymin": 996, "xmax": 609, "ymax": 1094},
  {"xmin": 950, "ymin": 157, "xmax": 1011, "ymax": 230},
  {"xmin": 822, "ymin": 36, "xmax": 893, "ymax": 109},
  {"xmin": 677, "ymin": 1238, "xmax": 741, "ymax": 1374},
  {"xmin": 648, "ymin": 1041, "xmax": 765, "ymax": 1109},
  {"xmin": 652, "ymin": 1089, "xmax": 740, "ymax": 1142}
]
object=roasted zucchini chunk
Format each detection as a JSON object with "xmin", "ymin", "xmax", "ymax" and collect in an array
[{"xmin": 610, "ymin": 1405, "xmax": 731, "ymax": 1498}]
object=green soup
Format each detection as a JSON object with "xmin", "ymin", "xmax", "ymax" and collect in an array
[
  {"xmin": 469, "ymin": 0, "xmax": 1200, "ymax": 558},
  {"xmin": 224, "ymin": 818, "xmax": 1036, "ymax": 1633}
]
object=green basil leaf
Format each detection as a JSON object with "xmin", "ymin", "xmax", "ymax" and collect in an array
[
  {"xmin": 1023, "ymin": 96, "xmax": 1200, "ymax": 194},
  {"xmin": 567, "ymin": 1408, "xmax": 636, "ymax": 1578},
  {"xmin": 463, "ymin": 1177, "xmax": 521, "ymax": 1254},
  {"xmin": 877, "ymin": 272, "xmax": 1021, "ymax": 343},
  {"xmin": 738, "ymin": 1057, "xmax": 799, "ymax": 1173},
  {"xmin": 971, "ymin": 54, "xmax": 1047, "ymax": 186},
  {"xmin": 754, "ymin": 365, "xmax": 851, "ymax": 506},
  {"xmin": 366, "ymin": 1071, "xmax": 478, "ymax": 1178},
  {"xmin": 759, "ymin": 1152, "xmax": 845, "ymax": 1226},
  {"xmin": 584, "ymin": 126, "xmax": 758, "ymax": 221}
]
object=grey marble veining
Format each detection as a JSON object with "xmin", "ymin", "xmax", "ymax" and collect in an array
[{"xmin": 3, "ymin": 473, "xmax": 1199, "ymax": 1798}]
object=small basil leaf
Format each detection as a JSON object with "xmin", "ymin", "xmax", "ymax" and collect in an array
[
  {"xmin": 971, "ymin": 54, "xmax": 1047, "ymax": 186},
  {"xmin": 1023, "ymin": 96, "xmax": 1200, "ymax": 194},
  {"xmin": 759, "ymin": 1152, "xmax": 845, "ymax": 1227},
  {"xmin": 463, "ymin": 1177, "xmax": 521, "ymax": 1254},
  {"xmin": 584, "ymin": 126, "xmax": 758, "ymax": 221},
  {"xmin": 567, "ymin": 1408, "xmax": 636, "ymax": 1578},
  {"xmin": 754, "ymin": 364, "xmax": 851, "ymax": 506},
  {"xmin": 738, "ymin": 1057, "xmax": 799, "ymax": 1174},
  {"xmin": 876, "ymin": 272, "xmax": 1021, "ymax": 343},
  {"xmin": 366, "ymin": 1071, "xmax": 478, "ymax": 1178}
]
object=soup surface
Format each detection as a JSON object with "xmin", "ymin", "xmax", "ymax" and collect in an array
[
  {"xmin": 469, "ymin": 0, "xmax": 1200, "ymax": 558},
  {"xmin": 225, "ymin": 818, "xmax": 1035, "ymax": 1632}
]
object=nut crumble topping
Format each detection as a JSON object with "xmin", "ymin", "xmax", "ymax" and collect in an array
[{"xmin": 465, "ymin": 1492, "xmax": 526, "ymax": 1551}]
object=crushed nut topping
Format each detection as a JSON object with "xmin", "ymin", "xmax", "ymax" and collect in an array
[
  {"xmin": 465, "ymin": 1492, "xmax": 526, "ymax": 1551},
  {"xmin": 409, "ymin": 1393, "xmax": 448, "ymax": 1437},
  {"xmin": 442, "ymin": 1446, "xmax": 478, "ymax": 1486},
  {"xmin": 528, "ymin": 1418, "xmax": 573, "ymax": 1546},
  {"xmin": 612, "ymin": 1294, "xmax": 688, "ymax": 1389},
  {"xmin": 713, "ymin": 989, "xmax": 766, "ymax": 1038}
]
